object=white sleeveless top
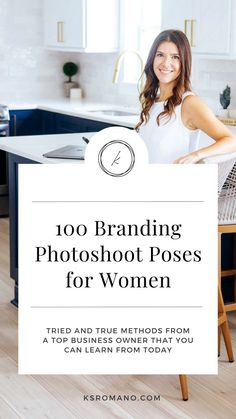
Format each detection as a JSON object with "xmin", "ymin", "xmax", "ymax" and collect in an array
[{"xmin": 138, "ymin": 92, "xmax": 200, "ymax": 163}]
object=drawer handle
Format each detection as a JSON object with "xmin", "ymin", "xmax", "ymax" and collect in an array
[
  {"xmin": 184, "ymin": 19, "xmax": 191, "ymax": 44},
  {"xmin": 191, "ymin": 19, "xmax": 196, "ymax": 47},
  {"xmin": 57, "ymin": 21, "xmax": 64, "ymax": 43}
]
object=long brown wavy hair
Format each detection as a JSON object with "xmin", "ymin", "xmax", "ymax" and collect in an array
[{"xmin": 136, "ymin": 30, "xmax": 192, "ymax": 130}]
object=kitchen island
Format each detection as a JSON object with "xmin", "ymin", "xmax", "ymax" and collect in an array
[
  {"xmin": 0, "ymin": 131, "xmax": 95, "ymax": 164},
  {"xmin": 0, "ymin": 132, "xmax": 98, "ymax": 306}
]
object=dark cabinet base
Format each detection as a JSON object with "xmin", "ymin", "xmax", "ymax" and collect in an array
[
  {"xmin": 11, "ymin": 283, "xmax": 18, "ymax": 307},
  {"xmin": 8, "ymin": 104, "xmax": 126, "ymax": 307},
  {"xmin": 8, "ymin": 153, "xmax": 38, "ymax": 308},
  {"xmin": 10, "ymin": 109, "xmax": 114, "ymax": 137}
]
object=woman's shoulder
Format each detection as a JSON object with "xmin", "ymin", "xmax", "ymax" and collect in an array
[
  {"xmin": 182, "ymin": 93, "xmax": 206, "ymax": 111},
  {"xmin": 182, "ymin": 93, "xmax": 218, "ymax": 130},
  {"xmin": 182, "ymin": 90, "xmax": 195, "ymax": 100}
]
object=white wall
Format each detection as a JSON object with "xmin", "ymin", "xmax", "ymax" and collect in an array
[
  {"xmin": 192, "ymin": 57, "xmax": 236, "ymax": 113},
  {"xmin": 77, "ymin": 52, "xmax": 141, "ymax": 106},
  {"xmin": 1, "ymin": 0, "xmax": 236, "ymax": 111},
  {"xmin": 0, "ymin": 0, "xmax": 78, "ymax": 102}
]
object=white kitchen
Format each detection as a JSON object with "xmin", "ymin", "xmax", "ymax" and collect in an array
[{"xmin": 0, "ymin": 1, "xmax": 236, "ymax": 418}]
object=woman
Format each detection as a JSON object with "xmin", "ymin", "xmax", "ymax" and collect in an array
[{"xmin": 136, "ymin": 29, "xmax": 236, "ymax": 163}]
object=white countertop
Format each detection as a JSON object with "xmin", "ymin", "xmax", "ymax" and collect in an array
[
  {"xmin": 3, "ymin": 99, "xmax": 235, "ymax": 158},
  {"xmin": 0, "ymin": 99, "xmax": 140, "ymax": 163},
  {"xmin": 0, "ymin": 132, "xmax": 95, "ymax": 163},
  {"xmin": 6, "ymin": 99, "xmax": 140, "ymax": 129}
]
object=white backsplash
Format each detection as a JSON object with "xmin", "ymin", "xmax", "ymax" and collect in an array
[
  {"xmin": 0, "ymin": 0, "xmax": 78, "ymax": 102},
  {"xmin": 192, "ymin": 56, "xmax": 236, "ymax": 112},
  {"xmin": 1, "ymin": 0, "xmax": 236, "ymax": 111},
  {"xmin": 78, "ymin": 53, "xmax": 236, "ymax": 112},
  {"xmin": 77, "ymin": 52, "xmax": 141, "ymax": 107}
]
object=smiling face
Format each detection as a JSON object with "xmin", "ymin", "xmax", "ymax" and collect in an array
[{"xmin": 153, "ymin": 41, "xmax": 181, "ymax": 88}]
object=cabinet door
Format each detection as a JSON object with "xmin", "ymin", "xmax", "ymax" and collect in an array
[
  {"xmin": 161, "ymin": 0, "xmax": 193, "ymax": 34},
  {"xmin": 43, "ymin": 0, "xmax": 63, "ymax": 47},
  {"xmin": 8, "ymin": 153, "xmax": 38, "ymax": 307},
  {"xmin": 192, "ymin": 0, "xmax": 231, "ymax": 54},
  {"xmin": 41, "ymin": 111, "xmax": 56, "ymax": 135},
  {"xmin": 161, "ymin": 0, "xmax": 231, "ymax": 55},
  {"xmin": 55, "ymin": 113, "xmax": 87, "ymax": 133},
  {"xmin": 61, "ymin": 0, "xmax": 85, "ymax": 49},
  {"xmin": 84, "ymin": 119, "xmax": 112, "ymax": 132},
  {"xmin": 44, "ymin": 0, "xmax": 85, "ymax": 50},
  {"xmin": 230, "ymin": 0, "xmax": 236, "ymax": 55},
  {"xmin": 43, "ymin": 0, "xmax": 118, "ymax": 51},
  {"xmin": 86, "ymin": 0, "xmax": 119, "ymax": 52},
  {"xmin": 9, "ymin": 110, "xmax": 42, "ymax": 136},
  {"xmin": 54, "ymin": 113, "xmax": 117, "ymax": 134}
]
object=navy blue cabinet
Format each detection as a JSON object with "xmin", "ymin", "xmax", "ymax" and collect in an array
[
  {"xmin": 54, "ymin": 113, "xmax": 111, "ymax": 134},
  {"xmin": 10, "ymin": 109, "xmax": 115, "ymax": 137},
  {"xmin": 8, "ymin": 153, "xmax": 38, "ymax": 307},
  {"xmin": 83, "ymin": 118, "xmax": 111, "ymax": 132},
  {"xmin": 9, "ymin": 109, "xmax": 43, "ymax": 136},
  {"xmin": 54, "ymin": 113, "xmax": 87, "ymax": 134},
  {"xmin": 41, "ymin": 110, "xmax": 56, "ymax": 134}
]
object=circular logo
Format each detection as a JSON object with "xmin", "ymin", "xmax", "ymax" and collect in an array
[{"xmin": 98, "ymin": 140, "xmax": 135, "ymax": 177}]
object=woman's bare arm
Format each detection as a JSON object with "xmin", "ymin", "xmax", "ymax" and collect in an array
[{"xmin": 175, "ymin": 95, "xmax": 236, "ymax": 163}]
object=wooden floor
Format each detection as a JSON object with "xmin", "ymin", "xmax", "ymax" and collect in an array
[{"xmin": 0, "ymin": 217, "xmax": 236, "ymax": 419}]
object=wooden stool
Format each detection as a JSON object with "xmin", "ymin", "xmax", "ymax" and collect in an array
[
  {"xmin": 179, "ymin": 375, "xmax": 188, "ymax": 400},
  {"xmin": 177, "ymin": 225, "xmax": 235, "ymax": 401},
  {"xmin": 219, "ymin": 224, "xmax": 236, "ymax": 313},
  {"xmin": 218, "ymin": 225, "xmax": 235, "ymax": 361}
]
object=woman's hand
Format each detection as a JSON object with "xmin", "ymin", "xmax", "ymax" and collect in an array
[{"xmin": 174, "ymin": 151, "xmax": 202, "ymax": 164}]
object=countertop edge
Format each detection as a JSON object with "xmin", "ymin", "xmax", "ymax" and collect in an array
[
  {"xmin": 7, "ymin": 100, "xmax": 139, "ymax": 128},
  {"xmin": 0, "ymin": 132, "xmax": 95, "ymax": 164}
]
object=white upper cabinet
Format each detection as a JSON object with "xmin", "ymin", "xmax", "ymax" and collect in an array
[
  {"xmin": 43, "ymin": 0, "xmax": 119, "ymax": 52},
  {"xmin": 161, "ymin": 0, "xmax": 232, "ymax": 55}
]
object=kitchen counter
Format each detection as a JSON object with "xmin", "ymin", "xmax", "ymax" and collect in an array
[
  {"xmin": 0, "ymin": 122, "xmax": 216, "ymax": 156},
  {"xmin": 5, "ymin": 99, "xmax": 236, "ymax": 150},
  {"xmin": 6, "ymin": 99, "xmax": 236, "ymax": 129},
  {"xmin": 0, "ymin": 132, "xmax": 95, "ymax": 163},
  {"xmin": 6, "ymin": 99, "xmax": 140, "ymax": 129}
]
